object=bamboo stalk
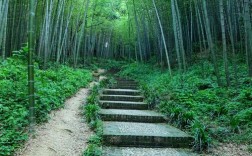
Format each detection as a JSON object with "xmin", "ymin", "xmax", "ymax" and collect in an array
[{"xmin": 28, "ymin": 0, "xmax": 36, "ymax": 134}]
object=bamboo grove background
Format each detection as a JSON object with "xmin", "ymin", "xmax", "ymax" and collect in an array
[{"xmin": 0, "ymin": 0, "xmax": 252, "ymax": 81}]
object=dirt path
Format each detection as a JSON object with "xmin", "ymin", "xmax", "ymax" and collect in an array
[
  {"xmin": 15, "ymin": 88, "xmax": 92, "ymax": 156},
  {"xmin": 211, "ymin": 143, "xmax": 252, "ymax": 156}
]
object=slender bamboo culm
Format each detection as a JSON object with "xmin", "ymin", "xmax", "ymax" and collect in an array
[{"xmin": 28, "ymin": 0, "xmax": 36, "ymax": 134}]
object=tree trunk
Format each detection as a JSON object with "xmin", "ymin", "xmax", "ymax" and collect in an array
[
  {"xmin": 133, "ymin": 0, "xmax": 143, "ymax": 62},
  {"xmin": 203, "ymin": 0, "xmax": 221, "ymax": 86},
  {"xmin": 152, "ymin": 0, "xmax": 172, "ymax": 76},
  {"xmin": 219, "ymin": 0, "xmax": 230, "ymax": 86},
  {"xmin": 227, "ymin": 0, "xmax": 238, "ymax": 85},
  {"xmin": 171, "ymin": 0, "xmax": 181, "ymax": 71},
  {"xmin": 244, "ymin": 0, "xmax": 252, "ymax": 77},
  {"xmin": 28, "ymin": 0, "xmax": 36, "ymax": 133},
  {"xmin": 175, "ymin": 0, "xmax": 186, "ymax": 71}
]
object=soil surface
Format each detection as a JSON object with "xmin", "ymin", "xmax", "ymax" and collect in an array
[
  {"xmin": 210, "ymin": 143, "xmax": 252, "ymax": 156},
  {"xmin": 15, "ymin": 88, "xmax": 92, "ymax": 156}
]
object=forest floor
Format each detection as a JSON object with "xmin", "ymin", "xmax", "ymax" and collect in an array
[
  {"xmin": 210, "ymin": 143, "xmax": 252, "ymax": 156},
  {"xmin": 15, "ymin": 88, "xmax": 92, "ymax": 156}
]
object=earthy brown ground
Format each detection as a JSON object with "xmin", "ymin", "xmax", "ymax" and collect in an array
[
  {"xmin": 209, "ymin": 143, "xmax": 252, "ymax": 156},
  {"xmin": 15, "ymin": 88, "xmax": 92, "ymax": 156}
]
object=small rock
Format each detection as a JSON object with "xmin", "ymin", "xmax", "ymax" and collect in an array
[
  {"xmin": 92, "ymin": 72, "xmax": 100, "ymax": 77},
  {"xmin": 99, "ymin": 76, "xmax": 108, "ymax": 82},
  {"xmin": 97, "ymin": 68, "xmax": 106, "ymax": 75},
  {"xmin": 89, "ymin": 82, "xmax": 99, "ymax": 88}
]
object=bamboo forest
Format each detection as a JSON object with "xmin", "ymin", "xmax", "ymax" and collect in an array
[{"xmin": 0, "ymin": 0, "xmax": 252, "ymax": 155}]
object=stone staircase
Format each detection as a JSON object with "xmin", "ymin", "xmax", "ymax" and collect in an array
[{"xmin": 99, "ymin": 78, "xmax": 195, "ymax": 155}]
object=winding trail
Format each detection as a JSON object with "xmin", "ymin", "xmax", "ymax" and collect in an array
[{"xmin": 15, "ymin": 88, "xmax": 92, "ymax": 156}]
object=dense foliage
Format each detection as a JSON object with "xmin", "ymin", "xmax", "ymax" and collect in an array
[
  {"xmin": 2, "ymin": 0, "xmax": 252, "ymax": 79},
  {"xmin": 119, "ymin": 60, "xmax": 252, "ymax": 151},
  {"xmin": 0, "ymin": 55, "xmax": 92, "ymax": 155}
]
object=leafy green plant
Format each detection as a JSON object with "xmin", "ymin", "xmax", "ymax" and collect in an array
[
  {"xmin": 232, "ymin": 108, "xmax": 252, "ymax": 127},
  {"xmin": 191, "ymin": 120, "xmax": 211, "ymax": 152},
  {"xmin": 83, "ymin": 144, "xmax": 102, "ymax": 156},
  {"xmin": 88, "ymin": 134, "xmax": 102, "ymax": 146},
  {"xmin": 85, "ymin": 104, "xmax": 100, "ymax": 125},
  {"xmin": 12, "ymin": 44, "xmax": 29, "ymax": 59}
]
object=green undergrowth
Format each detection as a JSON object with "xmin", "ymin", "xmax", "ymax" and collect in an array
[
  {"xmin": 83, "ymin": 58, "xmax": 127, "ymax": 71},
  {"xmin": 83, "ymin": 77, "xmax": 115, "ymax": 156},
  {"xmin": 0, "ymin": 46, "xmax": 92, "ymax": 156},
  {"xmin": 83, "ymin": 78, "xmax": 111, "ymax": 156},
  {"xmin": 119, "ymin": 61, "xmax": 252, "ymax": 152}
]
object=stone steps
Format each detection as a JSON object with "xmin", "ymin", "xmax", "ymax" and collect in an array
[
  {"xmin": 111, "ymin": 85, "xmax": 138, "ymax": 89},
  {"xmin": 99, "ymin": 109, "xmax": 165, "ymax": 123},
  {"xmin": 103, "ymin": 122, "xmax": 193, "ymax": 148},
  {"xmin": 99, "ymin": 78, "xmax": 194, "ymax": 153},
  {"xmin": 115, "ymin": 79, "xmax": 136, "ymax": 82},
  {"xmin": 114, "ymin": 80, "xmax": 137, "ymax": 85},
  {"xmin": 102, "ymin": 89, "xmax": 141, "ymax": 96},
  {"xmin": 116, "ymin": 80, "xmax": 138, "ymax": 83},
  {"xmin": 102, "ymin": 147, "xmax": 194, "ymax": 156},
  {"xmin": 99, "ymin": 100, "xmax": 148, "ymax": 110},
  {"xmin": 114, "ymin": 84, "xmax": 138, "ymax": 87},
  {"xmin": 100, "ymin": 95, "xmax": 144, "ymax": 102},
  {"xmin": 116, "ymin": 83, "xmax": 138, "ymax": 86}
]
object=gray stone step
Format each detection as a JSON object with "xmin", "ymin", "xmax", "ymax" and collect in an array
[
  {"xmin": 102, "ymin": 89, "xmax": 141, "ymax": 96},
  {"xmin": 100, "ymin": 95, "xmax": 144, "ymax": 102},
  {"xmin": 115, "ymin": 83, "xmax": 136, "ymax": 85},
  {"xmin": 116, "ymin": 81, "xmax": 138, "ymax": 85},
  {"xmin": 99, "ymin": 109, "xmax": 165, "ymax": 123},
  {"xmin": 116, "ymin": 84, "xmax": 138, "ymax": 87},
  {"xmin": 115, "ymin": 79, "xmax": 136, "ymax": 82},
  {"xmin": 111, "ymin": 85, "xmax": 138, "ymax": 89},
  {"xmin": 103, "ymin": 122, "xmax": 193, "ymax": 148},
  {"xmin": 102, "ymin": 147, "xmax": 197, "ymax": 156},
  {"xmin": 99, "ymin": 100, "xmax": 148, "ymax": 110}
]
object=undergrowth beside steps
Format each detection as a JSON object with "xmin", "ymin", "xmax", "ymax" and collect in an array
[
  {"xmin": 119, "ymin": 61, "xmax": 252, "ymax": 152},
  {"xmin": 83, "ymin": 80, "xmax": 109, "ymax": 156},
  {"xmin": 83, "ymin": 75, "xmax": 116, "ymax": 156}
]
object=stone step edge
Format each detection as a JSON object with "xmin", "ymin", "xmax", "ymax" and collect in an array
[
  {"xmin": 100, "ymin": 95, "xmax": 144, "ymax": 98},
  {"xmin": 102, "ymin": 147, "xmax": 194, "ymax": 156},
  {"xmin": 99, "ymin": 112, "xmax": 166, "ymax": 123},
  {"xmin": 111, "ymin": 87, "xmax": 139, "ymax": 89},
  {"xmin": 99, "ymin": 100, "xmax": 147, "ymax": 105},
  {"xmin": 99, "ymin": 115, "xmax": 166, "ymax": 123},
  {"xmin": 102, "ymin": 89, "xmax": 141, "ymax": 92},
  {"xmin": 99, "ymin": 109, "xmax": 164, "ymax": 117},
  {"xmin": 103, "ymin": 134, "xmax": 193, "ymax": 148},
  {"xmin": 99, "ymin": 101, "xmax": 148, "ymax": 110}
]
